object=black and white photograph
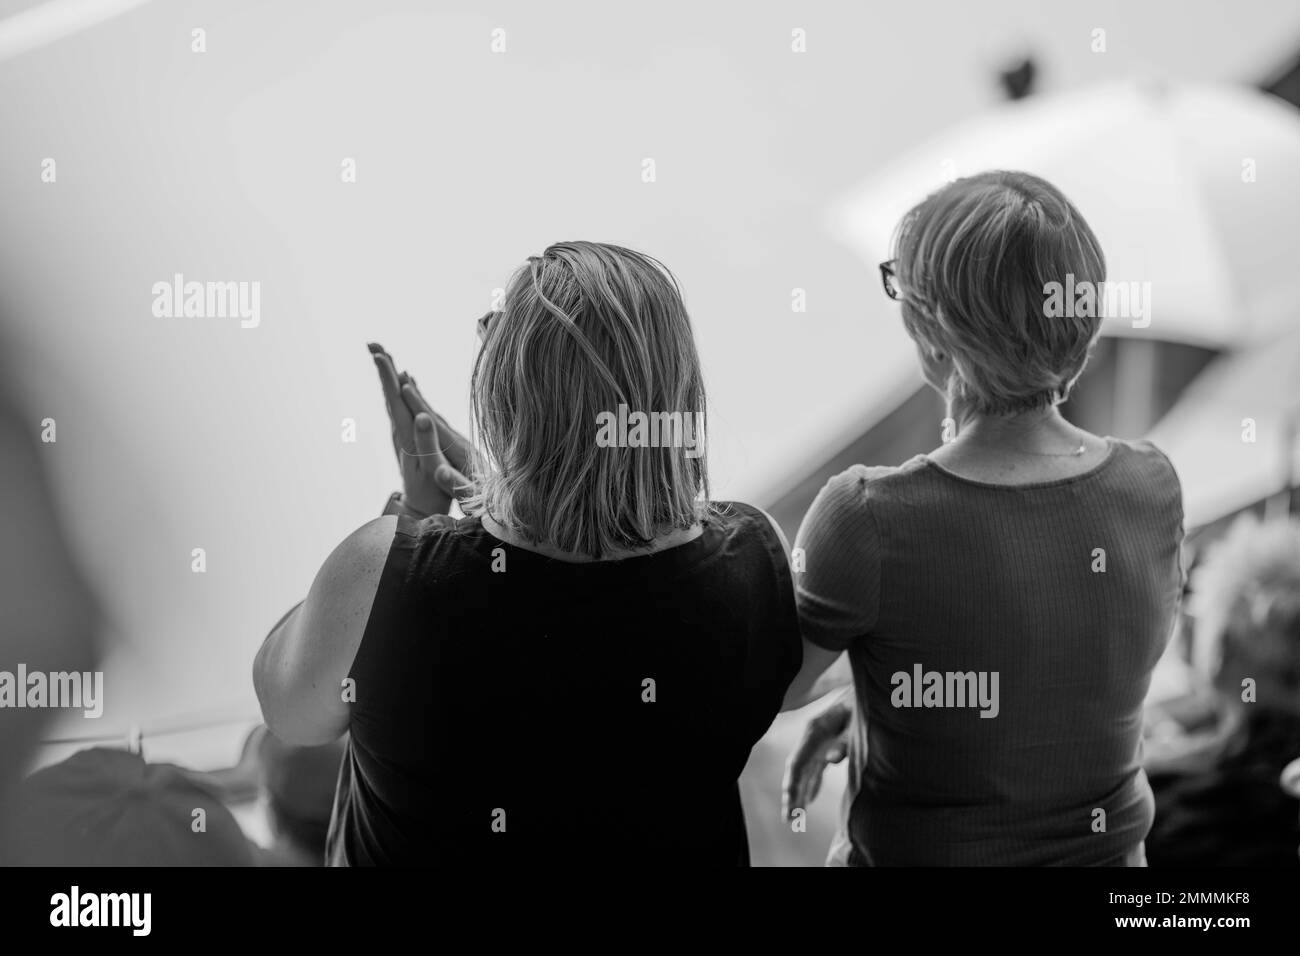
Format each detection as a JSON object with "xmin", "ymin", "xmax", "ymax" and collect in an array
[{"xmin": 1, "ymin": 0, "xmax": 1299, "ymax": 938}]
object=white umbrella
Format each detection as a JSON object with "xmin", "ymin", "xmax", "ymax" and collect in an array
[
  {"xmin": 830, "ymin": 80, "xmax": 1300, "ymax": 350},
  {"xmin": 1146, "ymin": 327, "xmax": 1300, "ymax": 528}
]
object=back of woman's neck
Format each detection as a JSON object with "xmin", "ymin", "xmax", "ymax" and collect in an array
[
  {"xmin": 958, "ymin": 407, "xmax": 1066, "ymax": 445},
  {"xmin": 479, "ymin": 512, "xmax": 702, "ymax": 563}
]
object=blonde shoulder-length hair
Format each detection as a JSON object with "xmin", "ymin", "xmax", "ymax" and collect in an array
[{"xmin": 462, "ymin": 241, "xmax": 709, "ymax": 558}]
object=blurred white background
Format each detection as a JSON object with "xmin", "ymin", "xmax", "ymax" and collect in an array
[{"xmin": 3, "ymin": 0, "xmax": 1299, "ymax": 863}]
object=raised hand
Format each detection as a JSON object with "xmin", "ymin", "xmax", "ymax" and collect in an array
[
  {"xmin": 369, "ymin": 343, "xmax": 469, "ymax": 516},
  {"xmin": 395, "ymin": 371, "xmax": 474, "ymax": 487}
]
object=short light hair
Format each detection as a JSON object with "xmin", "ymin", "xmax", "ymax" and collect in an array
[
  {"xmin": 893, "ymin": 170, "xmax": 1106, "ymax": 416},
  {"xmin": 466, "ymin": 241, "xmax": 708, "ymax": 558}
]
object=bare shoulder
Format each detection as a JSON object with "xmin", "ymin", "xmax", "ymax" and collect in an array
[
  {"xmin": 315, "ymin": 515, "xmax": 399, "ymax": 590},
  {"xmin": 294, "ymin": 515, "xmax": 401, "ymax": 672},
  {"xmin": 254, "ymin": 515, "xmax": 399, "ymax": 745}
]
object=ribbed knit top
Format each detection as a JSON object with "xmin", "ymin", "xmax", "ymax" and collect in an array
[{"xmin": 794, "ymin": 437, "xmax": 1185, "ymax": 865}]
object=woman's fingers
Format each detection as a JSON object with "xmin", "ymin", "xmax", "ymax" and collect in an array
[
  {"xmin": 780, "ymin": 758, "xmax": 797, "ymax": 820},
  {"xmin": 794, "ymin": 749, "xmax": 834, "ymax": 813},
  {"xmin": 782, "ymin": 713, "xmax": 851, "ymax": 820},
  {"xmin": 432, "ymin": 412, "xmax": 473, "ymax": 477},
  {"xmin": 783, "ymin": 740, "xmax": 816, "ymax": 819},
  {"xmin": 434, "ymin": 463, "xmax": 472, "ymax": 503},
  {"xmin": 402, "ymin": 413, "xmax": 455, "ymax": 517},
  {"xmin": 369, "ymin": 344, "xmax": 414, "ymax": 446},
  {"xmin": 379, "ymin": 349, "xmax": 474, "ymax": 498},
  {"xmin": 804, "ymin": 765, "xmax": 824, "ymax": 806},
  {"xmin": 400, "ymin": 383, "xmax": 460, "ymax": 473},
  {"xmin": 399, "ymin": 380, "xmax": 473, "ymax": 476},
  {"xmin": 400, "ymin": 382, "xmax": 431, "ymax": 418},
  {"xmin": 368, "ymin": 343, "xmax": 401, "ymax": 403},
  {"xmin": 413, "ymin": 413, "xmax": 470, "ymax": 500},
  {"xmin": 818, "ymin": 695, "xmax": 854, "ymax": 736},
  {"xmin": 411, "ymin": 412, "xmax": 441, "ymax": 462}
]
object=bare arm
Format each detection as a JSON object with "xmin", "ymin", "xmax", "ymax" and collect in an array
[
  {"xmin": 753, "ymin": 506, "xmax": 854, "ymax": 712},
  {"xmin": 252, "ymin": 344, "xmax": 467, "ymax": 746},
  {"xmin": 253, "ymin": 516, "xmax": 397, "ymax": 745},
  {"xmin": 781, "ymin": 643, "xmax": 852, "ymax": 712}
]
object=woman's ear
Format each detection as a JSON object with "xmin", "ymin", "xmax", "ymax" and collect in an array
[
  {"xmin": 931, "ymin": 349, "xmax": 954, "ymax": 383},
  {"xmin": 913, "ymin": 341, "xmax": 953, "ymax": 396}
]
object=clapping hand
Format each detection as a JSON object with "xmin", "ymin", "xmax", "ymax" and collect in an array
[{"xmin": 369, "ymin": 342, "xmax": 472, "ymax": 517}]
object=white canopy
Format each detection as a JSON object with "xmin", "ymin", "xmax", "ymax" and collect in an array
[
  {"xmin": 1147, "ymin": 330, "xmax": 1300, "ymax": 528},
  {"xmin": 831, "ymin": 80, "xmax": 1300, "ymax": 350}
]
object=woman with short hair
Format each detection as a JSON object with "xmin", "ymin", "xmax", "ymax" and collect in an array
[
  {"xmin": 782, "ymin": 171, "xmax": 1185, "ymax": 866},
  {"xmin": 255, "ymin": 241, "xmax": 801, "ymax": 865}
]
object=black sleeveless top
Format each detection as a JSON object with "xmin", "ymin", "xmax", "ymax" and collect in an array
[{"xmin": 325, "ymin": 501, "xmax": 800, "ymax": 866}]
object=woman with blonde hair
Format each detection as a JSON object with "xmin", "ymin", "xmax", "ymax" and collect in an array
[
  {"xmin": 782, "ymin": 171, "xmax": 1185, "ymax": 866},
  {"xmin": 254, "ymin": 241, "xmax": 801, "ymax": 865}
]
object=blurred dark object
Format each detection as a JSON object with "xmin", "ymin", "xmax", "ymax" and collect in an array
[
  {"xmin": 998, "ymin": 56, "xmax": 1036, "ymax": 101},
  {"xmin": 1146, "ymin": 689, "xmax": 1220, "ymax": 737},
  {"xmin": 1282, "ymin": 756, "xmax": 1300, "ymax": 861},
  {"xmin": 184, "ymin": 724, "xmax": 345, "ymax": 866},
  {"xmin": 1262, "ymin": 50, "xmax": 1300, "ymax": 108},
  {"xmin": 1147, "ymin": 710, "xmax": 1300, "ymax": 867},
  {"xmin": 1145, "ymin": 515, "xmax": 1300, "ymax": 866},
  {"xmin": 258, "ymin": 727, "xmax": 345, "ymax": 865},
  {"xmin": 0, "ymin": 337, "xmax": 101, "ymax": 853},
  {"xmin": 2, "ymin": 747, "xmax": 257, "ymax": 866},
  {"xmin": 1285, "ymin": 757, "xmax": 1300, "ymax": 797}
]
